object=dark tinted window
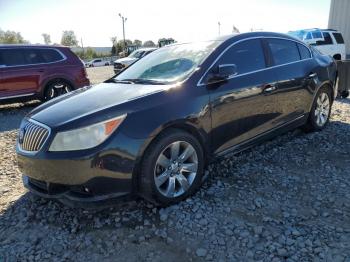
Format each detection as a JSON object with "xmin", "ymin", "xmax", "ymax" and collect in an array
[
  {"xmin": 22, "ymin": 49, "xmax": 46, "ymax": 64},
  {"xmin": 39, "ymin": 49, "xmax": 63, "ymax": 62},
  {"xmin": 267, "ymin": 39, "xmax": 300, "ymax": 65},
  {"xmin": 297, "ymin": 44, "xmax": 311, "ymax": 60},
  {"xmin": 333, "ymin": 33, "xmax": 344, "ymax": 44},
  {"xmin": 0, "ymin": 49, "xmax": 26, "ymax": 66},
  {"xmin": 216, "ymin": 39, "xmax": 266, "ymax": 75},
  {"xmin": 316, "ymin": 32, "xmax": 333, "ymax": 45}
]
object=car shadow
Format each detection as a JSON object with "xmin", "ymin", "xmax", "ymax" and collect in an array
[{"xmin": 0, "ymin": 100, "xmax": 40, "ymax": 132}]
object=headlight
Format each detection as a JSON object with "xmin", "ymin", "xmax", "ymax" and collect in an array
[{"xmin": 49, "ymin": 115, "xmax": 126, "ymax": 151}]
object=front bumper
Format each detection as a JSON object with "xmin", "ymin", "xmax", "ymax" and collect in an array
[
  {"xmin": 22, "ymin": 175, "xmax": 130, "ymax": 202},
  {"xmin": 17, "ymin": 130, "xmax": 147, "ymax": 203}
]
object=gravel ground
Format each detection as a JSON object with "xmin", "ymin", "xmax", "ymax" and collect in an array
[{"xmin": 1, "ymin": 67, "xmax": 350, "ymax": 261}]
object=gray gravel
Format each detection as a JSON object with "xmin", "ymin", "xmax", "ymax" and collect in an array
[{"xmin": 1, "ymin": 68, "xmax": 350, "ymax": 261}]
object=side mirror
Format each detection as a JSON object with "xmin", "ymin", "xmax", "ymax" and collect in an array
[{"xmin": 208, "ymin": 64, "xmax": 238, "ymax": 84}]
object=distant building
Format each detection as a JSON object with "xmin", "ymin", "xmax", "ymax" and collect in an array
[{"xmin": 328, "ymin": 0, "xmax": 350, "ymax": 58}]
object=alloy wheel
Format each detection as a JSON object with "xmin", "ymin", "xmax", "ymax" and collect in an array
[
  {"xmin": 314, "ymin": 92, "xmax": 330, "ymax": 127},
  {"xmin": 48, "ymin": 83, "xmax": 71, "ymax": 99},
  {"xmin": 154, "ymin": 141, "xmax": 198, "ymax": 198}
]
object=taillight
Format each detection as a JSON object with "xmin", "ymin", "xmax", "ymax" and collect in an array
[{"xmin": 81, "ymin": 67, "xmax": 87, "ymax": 77}]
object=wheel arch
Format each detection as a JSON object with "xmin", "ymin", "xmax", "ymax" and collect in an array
[
  {"xmin": 131, "ymin": 121, "xmax": 211, "ymax": 192},
  {"xmin": 40, "ymin": 77, "xmax": 76, "ymax": 98}
]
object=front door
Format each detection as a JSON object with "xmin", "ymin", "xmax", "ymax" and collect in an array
[{"xmin": 205, "ymin": 39, "xmax": 282, "ymax": 154}]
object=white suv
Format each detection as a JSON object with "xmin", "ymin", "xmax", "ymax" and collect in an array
[{"xmin": 288, "ymin": 29, "xmax": 346, "ymax": 60}]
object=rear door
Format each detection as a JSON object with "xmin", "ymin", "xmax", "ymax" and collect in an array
[
  {"xmin": 264, "ymin": 38, "xmax": 317, "ymax": 125},
  {"xmin": 0, "ymin": 48, "xmax": 46, "ymax": 99},
  {"xmin": 314, "ymin": 32, "xmax": 334, "ymax": 57}
]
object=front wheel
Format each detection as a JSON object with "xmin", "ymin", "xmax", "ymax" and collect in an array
[
  {"xmin": 303, "ymin": 86, "xmax": 332, "ymax": 132},
  {"xmin": 139, "ymin": 129, "xmax": 204, "ymax": 206}
]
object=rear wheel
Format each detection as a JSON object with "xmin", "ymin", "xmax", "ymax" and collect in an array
[
  {"xmin": 139, "ymin": 129, "xmax": 204, "ymax": 206},
  {"xmin": 303, "ymin": 86, "xmax": 332, "ymax": 132},
  {"xmin": 44, "ymin": 80, "xmax": 72, "ymax": 101}
]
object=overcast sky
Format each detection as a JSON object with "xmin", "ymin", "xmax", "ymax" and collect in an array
[{"xmin": 0, "ymin": 0, "xmax": 331, "ymax": 46}]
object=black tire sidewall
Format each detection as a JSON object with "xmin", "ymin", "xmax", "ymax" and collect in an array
[
  {"xmin": 44, "ymin": 80, "xmax": 71, "ymax": 101},
  {"xmin": 309, "ymin": 87, "xmax": 332, "ymax": 130},
  {"xmin": 139, "ymin": 129, "xmax": 205, "ymax": 206}
]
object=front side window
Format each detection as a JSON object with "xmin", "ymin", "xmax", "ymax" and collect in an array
[
  {"xmin": 115, "ymin": 41, "xmax": 221, "ymax": 84},
  {"xmin": 214, "ymin": 39, "xmax": 266, "ymax": 75},
  {"xmin": 0, "ymin": 49, "xmax": 26, "ymax": 66},
  {"xmin": 267, "ymin": 39, "xmax": 300, "ymax": 66}
]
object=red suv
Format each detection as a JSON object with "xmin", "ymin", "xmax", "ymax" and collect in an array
[{"xmin": 0, "ymin": 45, "xmax": 90, "ymax": 102}]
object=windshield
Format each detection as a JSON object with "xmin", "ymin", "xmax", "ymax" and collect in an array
[
  {"xmin": 129, "ymin": 50, "xmax": 144, "ymax": 59},
  {"xmin": 115, "ymin": 41, "xmax": 221, "ymax": 84}
]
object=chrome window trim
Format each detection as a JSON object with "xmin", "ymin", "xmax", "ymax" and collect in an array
[
  {"xmin": 17, "ymin": 118, "xmax": 51, "ymax": 155},
  {"xmin": 0, "ymin": 93, "xmax": 35, "ymax": 100},
  {"xmin": 197, "ymin": 36, "xmax": 313, "ymax": 87},
  {"xmin": 0, "ymin": 47, "xmax": 67, "ymax": 68}
]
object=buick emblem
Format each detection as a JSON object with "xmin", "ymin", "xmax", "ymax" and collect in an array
[{"xmin": 19, "ymin": 128, "xmax": 25, "ymax": 144}]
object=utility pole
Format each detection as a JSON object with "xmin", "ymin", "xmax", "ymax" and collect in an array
[
  {"xmin": 218, "ymin": 21, "xmax": 221, "ymax": 36},
  {"xmin": 80, "ymin": 37, "xmax": 84, "ymax": 55},
  {"xmin": 119, "ymin": 13, "xmax": 127, "ymax": 55}
]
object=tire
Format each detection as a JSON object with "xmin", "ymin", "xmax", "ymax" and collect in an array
[
  {"xmin": 303, "ymin": 86, "xmax": 332, "ymax": 132},
  {"xmin": 43, "ymin": 80, "xmax": 73, "ymax": 101},
  {"xmin": 139, "ymin": 129, "xmax": 205, "ymax": 206}
]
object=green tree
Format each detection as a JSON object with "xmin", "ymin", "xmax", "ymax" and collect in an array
[
  {"xmin": 143, "ymin": 40, "xmax": 156, "ymax": 47},
  {"xmin": 116, "ymin": 39, "xmax": 132, "ymax": 55},
  {"xmin": 42, "ymin": 33, "xmax": 51, "ymax": 45},
  {"xmin": 0, "ymin": 28, "xmax": 29, "ymax": 44},
  {"xmin": 133, "ymin": 39, "xmax": 142, "ymax": 46},
  {"xmin": 111, "ymin": 36, "xmax": 117, "ymax": 55},
  {"xmin": 60, "ymin": 30, "xmax": 78, "ymax": 46}
]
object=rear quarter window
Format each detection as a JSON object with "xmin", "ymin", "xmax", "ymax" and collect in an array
[
  {"xmin": 332, "ymin": 33, "xmax": 344, "ymax": 44},
  {"xmin": 297, "ymin": 44, "xmax": 311, "ymax": 60},
  {"xmin": 39, "ymin": 49, "xmax": 64, "ymax": 63},
  {"xmin": 266, "ymin": 39, "xmax": 300, "ymax": 66}
]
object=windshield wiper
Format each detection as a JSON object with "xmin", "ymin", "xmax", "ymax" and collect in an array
[{"xmin": 118, "ymin": 78, "xmax": 166, "ymax": 85}]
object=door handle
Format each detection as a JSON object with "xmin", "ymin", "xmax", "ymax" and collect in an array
[
  {"xmin": 262, "ymin": 84, "xmax": 276, "ymax": 93},
  {"xmin": 308, "ymin": 73, "xmax": 317, "ymax": 78},
  {"xmin": 37, "ymin": 69, "xmax": 45, "ymax": 73}
]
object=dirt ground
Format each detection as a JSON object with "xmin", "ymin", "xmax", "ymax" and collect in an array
[{"xmin": 0, "ymin": 67, "xmax": 350, "ymax": 261}]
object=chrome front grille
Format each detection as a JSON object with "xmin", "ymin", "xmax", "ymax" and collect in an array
[{"xmin": 19, "ymin": 120, "xmax": 49, "ymax": 152}]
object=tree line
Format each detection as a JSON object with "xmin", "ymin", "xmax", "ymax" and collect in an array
[{"xmin": 0, "ymin": 28, "xmax": 169, "ymax": 60}]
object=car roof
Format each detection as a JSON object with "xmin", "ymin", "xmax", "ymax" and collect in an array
[{"xmin": 0, "ymin": 44, "xmax": 69, "ymax": 49}]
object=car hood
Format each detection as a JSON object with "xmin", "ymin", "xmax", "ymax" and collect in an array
[
  {"xmin": 115, "ymin": 57, "xmax": 137, "ymax": 65},
  {"xmin": 28, "ymin": 82, "xmax": 170, "ymax": 128}
]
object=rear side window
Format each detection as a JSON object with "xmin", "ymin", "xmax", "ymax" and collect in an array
[
  {"xmin": 39, "ymin": 49, "xmax": 64, "ymax": 62},
  {"xmin": 22, "ymin": 49, "xmax": 46, "ymax": 64},
  {"xmin": 297, "ymin": 44, "xmax": 311, "ymax": 60},
  {"xmin": 216, "ymin": 39, "xmax": 266, "ymax": 75},
  {"xmin": 0, "ymin": 49, "xmax": 26, "ymax": 66},
  {"xmin": 267, "ymin": 39, "xmax": 300, "ymax": 66},
  {"xmin": 316, "ymin": 33, "xmax": 333, "ymax": 45},
  {"xmin": 333, "ymin": 33, "xmax": 344, "ymax": 44}
]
